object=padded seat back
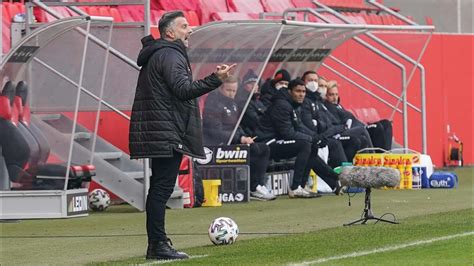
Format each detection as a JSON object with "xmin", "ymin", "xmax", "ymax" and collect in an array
[
  {"xmin": 0, "ymin": 82, "xmax": 30, "ymax": 182},
  {"xmin": 14, "ymin": 82, "xmax": 52, "ymax": 170}
]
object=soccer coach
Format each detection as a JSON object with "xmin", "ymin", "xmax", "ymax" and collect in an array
[{"xmin": 129, "ymin": 11, "xmax": 235, "ymax": 260}]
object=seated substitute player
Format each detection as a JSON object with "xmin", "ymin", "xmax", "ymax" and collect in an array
[
  {"xmin": 255, "ymin": 79, "xmax": 343, "ymax": 197},
  {"xmin": 301, "ymin": 71, "xmax": 370, "ymax": 165},
  {"xmin": 324, "ymin": 80, "xmax": 393, "ymax": 151},
  {"xmin": 202, "ymin": 76, "xmax": 275, "ymax": 201},
  {"xmin": 236, "ymin": 69, "xmax": 267, "ymax": 137},
  {"xmin": 260, "ymin": 69, "xmax": 291, "ymax": 108}
]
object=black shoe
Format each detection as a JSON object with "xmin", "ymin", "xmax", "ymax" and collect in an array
[
  {"xmin": 334, "ymin": 182, "xmax": 345, "ymax": 196},
  {"xmin": 146, "ymin": 238, "xmax": 189, "ymax": 260}
]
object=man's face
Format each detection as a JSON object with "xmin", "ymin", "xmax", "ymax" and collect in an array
[
  {"xmin": 326, "ymin": 86, "xmax": 339, "ymax": 104},
  {"xmin": 318, "ymin": 79, "xmax": 327, "ymax": 89},
  {"xmin": 275, "ymin": 80, "xmax": 289, "ymax": 90},
  {"xmin": 219, "ymin": 82, "xmax": 238, "ymax": 99},
  {"xmin": 244, "ymin": 82, "xmax": 259, "ymax": 93},
  {"xmin": 303, "ymin": 73, "xmax": 319, "ymax": 84},
  {"xmin": 167, "ymin": 17, "xmax": 193, "ymax": 47},
  {"xmin": 290, "ymin": 85, "xmax": 306, "ymax": 104}
]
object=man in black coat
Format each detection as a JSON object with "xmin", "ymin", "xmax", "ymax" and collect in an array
[
  {"xmin": 129, "ymin": 11, "xmax": 235, "ymax": 261},
  {"xmin": 202, "ymin": 76, "xmax": 275, "ymax": 201},
  {"xmin": 260, "ymin": 69, "xmax": 291, "ymax": 107},
  {"xmin": 236, "ymin": 69, "xmax": 266, "ymax": 137},
  {"xmin": 325, "ymin": 81, "xmax": 393, "ymax": 151},
  {"xmin": 301, "ymin": 71, "xmax": 372, "ymax": 164},
  {"xmin": 256, "ymin": 79, "xmax": 342, "ymax": 197}
]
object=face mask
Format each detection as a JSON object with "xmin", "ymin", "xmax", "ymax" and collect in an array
[
  {"xmin": 318, "ymin": 86, "xmax": 327, "ymax": 99},
  {"xmin": 306, "ymin": 81, "xmax": 318, "ymax": 92},
  {"xmin": 275, "ymin": 84, "xmax": 287, "ymax": 90}
]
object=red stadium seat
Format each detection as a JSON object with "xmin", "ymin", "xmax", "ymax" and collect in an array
[
  {"xmin": 260, "ymin": 0, "xmax": 295, "ymax": 13},
  {"xmin": 15, "ymin": 2, "xmax": 25, "ymax": 14},
  {"xmin": 291, "ymin": 0, "xmax": 315, "ymax": 8},
  {"xmin": 184, "ymin": 10, "xmax": 200, "ymax": 26},
  {"xmin": 117, "ymin": 7, "xmax": 135, "ymax": 22},
  {"xmin": 198, "ymin": 0, "xmax": 229, "ymax": 24},
  {"xmin": 354, "ymin": 108, "xmax": 381, "ymax": 124},
  {"xmin": 6, "ymin": 3, "xmax": 21, "ymax": 19},
  {"xmin": 118, "ymin": 6, "xmax": 144, "ymax": 22},
  {"xmin": 110, "ymin": 7, "xmax": 123, "ymax": 22},
  {"xmin": 211, "ymin": 12, "xmax": 257, "ymax": 21},
  {"xmin": 150, "ymin": 10, "xmax": 166, "ymax": 24},
  {"xmin": 87, "ymin": 6, "xmax": 101, "ymax": 16},
  {"xmin": 322, "ymin": 13, "xmax": 345, "ymax": 24},
  {"xmin": 99, "ymin": 7, "xmax": 112, "ymax": 17},
  {"xmin": 2, "ymin": 20, "xmax": 11, "ymax": 54},
  {"xmin": 156, "ymin": 0, "xmax": 200, "ymax": 12},
  {"xmin": 227, "ymin": 0, "xmax": 264, "ymax": 13}
]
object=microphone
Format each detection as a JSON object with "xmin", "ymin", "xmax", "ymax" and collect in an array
[{"xmin": 339, "ymin": 166, "xmax": 400, "ymax": 188}]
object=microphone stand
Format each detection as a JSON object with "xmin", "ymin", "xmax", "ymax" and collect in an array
[{"xmin": 343, "ymin": 188, "xmax": 399, "ymax": 226}]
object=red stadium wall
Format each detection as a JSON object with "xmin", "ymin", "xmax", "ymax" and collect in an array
[
  {"xmin": 93, "ymin": 33, "xmax": 472, "ymax": 168},
  {"xmin": 318, "ymin": 33, "xmax": 472, "ymax": 167}
]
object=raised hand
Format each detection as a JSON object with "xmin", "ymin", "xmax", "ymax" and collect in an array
[{"xmin": 216, "ymin": 64, "xmax": 237, "ymax": 81}]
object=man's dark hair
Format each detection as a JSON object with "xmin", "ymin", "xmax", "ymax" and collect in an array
[
  {"xmin": 288, "ymin": 79, "xmax": 306, "ymax": 91},
  {"xmin": 301, "ymin": 70, "xmax": 317, "ymax": 81},
  {"xmin": 158, "ymin": 11, "xmax": 185, "ymax": 38}
]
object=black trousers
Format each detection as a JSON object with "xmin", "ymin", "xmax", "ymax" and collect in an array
[
  {"xmin": 269, "ymin": 139, "xmax": 312, "ymax": 190},
  {"xmin": 366, "ymin": 119, "xmax": 393, "ymax": 151},
  {"xmin": 147, "ymin": 151, "xmax": 183, "ymax": 243},
  {"xmin": 327, "ymin": 138, "xmax": 348, "ymax": 168},
  {"xmin": 249, "ymin": 143, "xmax": 271, "ymax": 191},
  {"xmin": 338, "ymin": 134, "xmax": 361, "ymax": 162},
  {"xmin": 302, "ymin": 144, "xmax": 340, "ymax": 190}
]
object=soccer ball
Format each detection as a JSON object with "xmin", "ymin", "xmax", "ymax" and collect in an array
[
  {"xmin": 88, "ymin": 188, "xmax": 110, "ymax": 211},
  {"xmin": 208, "ymin": 217, "xmax": 239, "ymax": 245}
]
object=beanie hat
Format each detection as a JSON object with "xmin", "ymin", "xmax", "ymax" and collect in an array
[
  {"xmin": 273, "ymin": 69, "xmax": 291, "ymax": 83},
  {"xmin": 242, "ymin": 69, "xmax": 258, "ymax": 85}
]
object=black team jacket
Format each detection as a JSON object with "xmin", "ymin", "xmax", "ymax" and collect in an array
[
  {"xmin": 129, "ymin": 36, "xmax": 222, "ymax": 159},
  {"xmin": 256, "ymin": 89, "xmax": 313, "ymax": 143},
  {"xmin": 202, "ymin": 90, "xmax": 245, "ymax": 145}
]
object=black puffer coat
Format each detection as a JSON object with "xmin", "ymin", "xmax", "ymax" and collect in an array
[
  {"xmin": 302, "ymin": 91, "xmax": 345, "ymax": 138},
  {"xmin": 256, "ymin": 89, "xmax": 313, "ymax": 142},
  {"xmin": 129, "ymin": 36, "xmax": 222, "ymax": 159},
  {"xmin": 202, "ymin": 90, "xmax": 244, "ymax": 145}
]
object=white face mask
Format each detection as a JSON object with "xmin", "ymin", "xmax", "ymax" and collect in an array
[
  {"xmin": 318, "ymin": 86, "xmax": 327, "ymax": 99},
  {"xmin": 306, "ymin": 81, "xmax": 318, "ymax": 92},
  {"xmin": 275, "ymin": 84, "xmax": 287, "ymax": 90}
]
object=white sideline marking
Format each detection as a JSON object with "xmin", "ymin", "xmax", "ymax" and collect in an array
[
  {"xmin": 290, "ymin": 231, "xmax": 474, "ymax": 266},
  {"xmin": 140, "ymin": 254, "xmax": 208, "ymax": 265}
]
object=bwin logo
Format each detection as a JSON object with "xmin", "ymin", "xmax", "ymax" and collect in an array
[{"xmin": 216, "ymin": 147, "xmax": 248, "ymax": 159}]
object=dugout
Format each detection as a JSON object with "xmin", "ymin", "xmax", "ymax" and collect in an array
[
  {"xmin": 0, "ymin": 16, "xmax": 114, "ymax": 219},
  {"xmin": 0, "ymin": 13, "xmax": 433, "ymax": 217}
]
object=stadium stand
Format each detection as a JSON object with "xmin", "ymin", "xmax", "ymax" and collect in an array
[
  {"xmin": 291, "ymin": 0, "xmax": 315, "ymax": 8},
  {"xmin": 198, "ymin": 0, "xmax": 229, "ymax": 24},
  {"xmin": 156, "ymin": 0, "xmax": 200, "ymax": 13},
  {"xmin": 211, "ymin": 12, "xmax": 258, "ymax": 21},
  {"xmin": 227, "ymin": 0, "xmax": 265, "ymax": 13},
  {"xmin": 261, "ymin": 0, "xmax": 295, "ymax": 13}
]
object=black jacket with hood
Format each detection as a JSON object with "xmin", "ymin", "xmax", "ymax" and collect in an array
[
  {"xmin": 129, "ymin": 36, "xmax": 222, "ymax": 159},
  {"xmin": 302, "ymin": 91, "xmax": 346, "ymax": 138},
  {"xmin": 256, "ymin": 89, "xmax": 313, "ymax": 143},
  {"xmin": 202, "ymin": 90, "xmax": 245, "ymax": 145}
]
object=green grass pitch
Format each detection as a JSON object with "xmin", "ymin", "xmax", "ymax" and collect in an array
[{"xmin": 1, "ymin": 167, "xmax": 472, "ymax": 265}]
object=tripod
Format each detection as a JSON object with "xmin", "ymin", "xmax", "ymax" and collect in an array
[{"xmin": 343, "ymin": 188, "xmax": 399, "ymax": 226}]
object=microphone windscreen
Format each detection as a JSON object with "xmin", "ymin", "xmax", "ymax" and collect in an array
[{"xmin": 339, "ymin": 166, "xmax": 401, "ymax": 188}]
